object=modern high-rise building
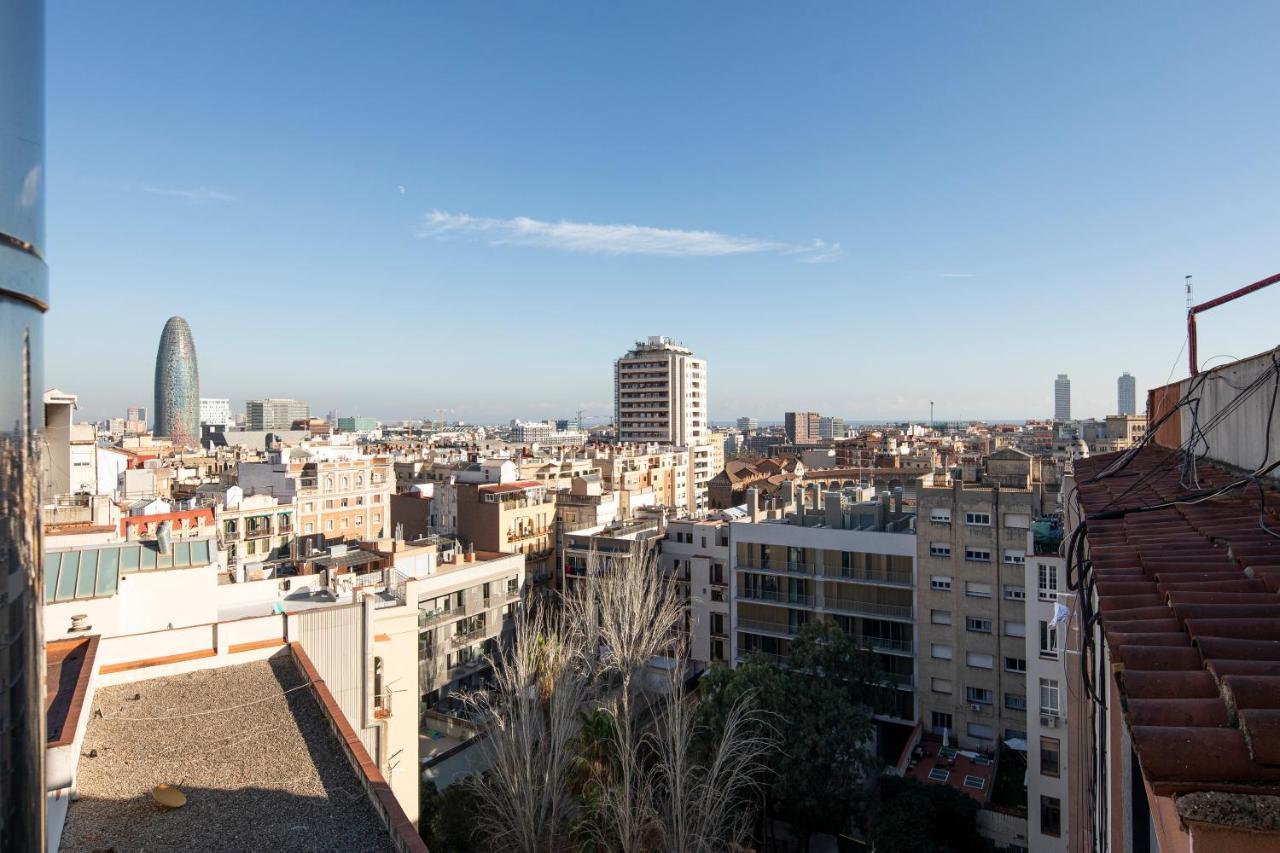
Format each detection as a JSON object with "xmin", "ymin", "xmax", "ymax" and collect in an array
[
  {"xmin": 614, "ymin": 336, "xmax": 706, "ymax": 446},
  {"xmin": 736, "ymin": 416, "xmax": 758, "ymax": 433},
  {"xmin": 784, "ymin": 411, "xmax": 821, "ymax": 444},
  {"xmin": 1117, "ymin": 372, "xmax": 1136, "ymax": 415},
  {"xmin": 819, "ymin": 415, "xmax": 847, "ymax": 441},
  {"xmin": 1053, "ymin": 374, "xmax": 1071, "ymax": 421},
  {"xmin": 153, "ymin": 317, "xmax": 200, "ymax": 445},
  {"xmin": 0, "ymin": 3, "xmax": 48, "ymax": 845},
  {"xmin": 245, "ymin": 398, "xmax": 310, "ymax": 431},
  {"xmin": 199, "ymin": 397, "xmax": 231, "ymax": 427},
  {"xmin": 126, "ymin": 405, "xmax": 147, "ymax": 423}
]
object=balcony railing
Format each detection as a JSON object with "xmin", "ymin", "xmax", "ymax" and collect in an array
[
  {"xmin": 860, "ymin": 636, "xmax": 914, "ymax": 655},
  {"xmin": 824, "ymin": 566, "xmax": 913, "ymax": 587},
  {"xmin": 823, "ymin": 598, "xmax": 913, "ymax": 620},
  {"xmin": 737, "ymin": 561, "xmax": 818, "ymax": 577},
  {"xmin": 419, "ymin": 606, "xmax": 461, "ymax": 629},
  {"xmin": 734, "ymin": 650, "xmax": 788, "ymax": 667},
  {"xmin": 451, "ymin": 627, "xmax": 486, "ymax": 649},
  {"xmin": 737, "ymin": 618, "xmax": 799, "ymax": 636},
  {"xmin": 739, "ymin": 588, "xmax": 813, "ymax": 607}
]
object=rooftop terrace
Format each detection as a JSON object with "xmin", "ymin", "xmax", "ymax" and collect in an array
[{"xmin": 60, "ymin": 653, "xmax": 400, "ymax": 852}]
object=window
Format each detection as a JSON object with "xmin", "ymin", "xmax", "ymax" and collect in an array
[
  {"xmin": 1005, "ymin": 621, "xmax": 1026, "ymax": 638},
  {"xmin": 929, "ymin": 508, "xmax": 952, "ymax": 524},
  {"xmin": 373, "ymin": 513, "xmax": 381, "ymax": 523},
  {"xmin": 966, "ymin": 616, "xmax": 992, "ymax": 633},
  {"xmin": 931, "ymin": 609, "xmax": 952, "ymax": 626},
  {"xmin": 1004, "ymin": 584, "xmax": 1025, "ymax": 601},
  {"xmin": 929, "ymin": 542, "xmax": 951, "ymax": 558},
  {"xmin": 965, "ymin": 581, "xmax": 992, "ymax": 598},
  {"xmin": 967, "ymin": 722, "xmax": 994, "ymax": 741},
  {"xmin": 964, "ymin": 511, "xmax": 991, "ymax": 526},
  {"xmin": 930, "ymin": 643, "xmax": 953, "ymax": 660},
  {"xmin": 1039, "ymin": 678, "xmax": 1060, "ymax": 715},
  {"xmin": 931, "ymin": 678, "xmax": 953, "ymax": 694},
  {"xmin": 965, "ymin": 686, "xmax": 992, "ymax": 705},
  {"xmin": 1038, "ymin": 563, "xmax": 1059, "ymax": 600},
  {"xmin": 930, "ymin": 711, "xmax": 953, "ymax": 736},
  {"xmin": 966, "ymin": 652, "xmax": 994, "ymax": 670},
  {"xmin": 1003, "ymin": 549, "xmax": 1026, "ymax": 565},
  {"xmin": 304, "ymin": 522, "xmax": 314, "ymax": 534},
  {"xmin": 355, "ymin": 474, "xmax": 363, "ymax": 488},
  {"xmin": 324, "ymin": 477, "xmax": 333, "ymax": 492},
  {"xmin": 1005, "ymin": 657, "xmax": 1027, "ymax": 673},
  {"xmin": 928, "ymin": 767, "xmax": 951, "ymax": 782},
  {"xmin": 1005, "ymin": 693, "xmax": 1027, "ymax": 711},
  {"xmin": 1040, "ymin": 737, "xmax": 1061, "ymax": 778},
  {"xmin": 1040, "ymin": 620, "xmax": 1059, "ymax": 658},
  {"xmin": 963, "ymin": 775, "xmax": 985, "ymax": 790},
  {"xmin": 303, "ymin": 502, "xmax": 313, "ymax": 512},
  {"xmin": 373, "ymin": 657, "xmax": 385, "ymax": 711},
  {"xmin": 325, "ymin": 520, "xmax": 333, "ymax": 531},
  {"xmin": 930, "ymin": 575, "xmax": 952, "ymax": 592},
  {"xmin": 355, "ymin": 516, "xmax": 364, "ymax": 525},
  {"xmin": 964, "ymin": 547, "xmax": 992, "ymax": 562},
  {"xmin": 1040, "ymin": 796, "xmax": 1062, "ymax": 837}
]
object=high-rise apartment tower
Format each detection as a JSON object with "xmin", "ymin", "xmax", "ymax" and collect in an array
[{"xmin": 614, "ymin": 336, "xmax": 706, "ymax": 446}]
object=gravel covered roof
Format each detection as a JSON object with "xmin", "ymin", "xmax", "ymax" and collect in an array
[{"xmin": 60, "ymin": 653, "xmax": 396, "ymax": 852}]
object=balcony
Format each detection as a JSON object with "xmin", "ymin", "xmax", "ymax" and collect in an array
[
  {"xmin": 824, "ymin": 565, "xmax": 913, "ymax": 587},
  {"xmin": 823, "ymin": 598, "xmax": 913, "ymax": 621},
  {"xmin": 859, "ymin": 635, "xmax": 914, "ymax": 656},
  {"xmin": 734, "ymin": 650, "xmax": 788, "ymax": 667},
  {"xmin": 739, "ymin": 588, "xmax": 813, "ymax": 607},
  {"xmin": 737, "ymin": 561, "xmax": 817, "ymax": 577},
  {"xmin": 737, "ymin": 618, "xmax": 799, "ymax": 637},
  {"xmin": 419, "ymin": 606, "xmax": 462, "ymax": 629},
  {"xmin": 450, "ymin": 627, "xmax": 486, "ymax": 649}
]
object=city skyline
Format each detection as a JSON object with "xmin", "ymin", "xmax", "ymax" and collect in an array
[{"xmin": 43, "ymin": 3, "xmax": 1280, "ymax": 422}]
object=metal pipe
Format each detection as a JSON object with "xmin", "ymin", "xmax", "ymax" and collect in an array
[
  {"xmin": 0, "ymin": 0, "xmax": 47, "ymax": 849},
  {"xmin": 1188, "ymin": 271, "xmax": 1280, "ymax": 376}
]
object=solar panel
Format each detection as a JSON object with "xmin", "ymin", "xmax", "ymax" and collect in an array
[{"xmin": 963, "ymin": 775, "xmax": 985, "ymax": 789}]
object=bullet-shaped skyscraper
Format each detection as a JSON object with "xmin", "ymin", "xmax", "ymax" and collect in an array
[{"xmin": 154, "ymin": 316, "xmax": 200, "ymax": 444}]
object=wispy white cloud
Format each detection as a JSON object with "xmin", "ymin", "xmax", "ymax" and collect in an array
[
  {"xmin": 416, "ymin": 209, "xmax": 842, "ymax": 263},
  {"xmin": 940, "ymin": 272, "xmax": 975, "ymax": 278},
  {"xmin": 141, "ymin": 185, "xmax": 238, "ymax": 204}
]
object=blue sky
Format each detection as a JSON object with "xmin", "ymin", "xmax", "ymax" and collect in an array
[{"xmin": 47, "ymin": 2, "xmax": 1280, "ymax": 424}]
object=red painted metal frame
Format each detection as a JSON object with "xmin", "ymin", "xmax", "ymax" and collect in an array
[{"xmin": 1188, "ymin": 271, "xmax": 1280, "ymax": 376}]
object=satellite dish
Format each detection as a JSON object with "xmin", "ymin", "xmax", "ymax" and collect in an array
[{"xmin": 151, "ymin": 784, "xmax": 187, "ymax": 808}]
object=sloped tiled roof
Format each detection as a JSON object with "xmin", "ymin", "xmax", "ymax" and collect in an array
[{"xmin": 1075, "ymin": 447, "xmax": 1280, "ymax": 796}]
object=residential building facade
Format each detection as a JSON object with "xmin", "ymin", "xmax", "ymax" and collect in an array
[
  {"xmin": 614, "ymin": 336, "xmax": 707, "ymax": 446},
  {"xmin": 246, "ymin": 398, "xmax": 310, "ymax": 431}
]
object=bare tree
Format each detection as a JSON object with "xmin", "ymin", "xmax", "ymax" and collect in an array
[
  {"xmin": 647, "ymin": 668, "xmax": 775, "ymax": 853},
  {"xmin": 462, "ymin": 541, "xmax": 776, "ymax": 853},
  {"xmin": 457, "ymin": 603, "xmax": 587, "ymax": 853},
  {"xmin": 563, "ymin": 542, "xmax": 686, "ymax": 853}
]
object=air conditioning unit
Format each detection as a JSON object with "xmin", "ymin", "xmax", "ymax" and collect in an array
[{"xmin": 1041, "ymin": 714, "xmax": 1058, "ymax": 728}]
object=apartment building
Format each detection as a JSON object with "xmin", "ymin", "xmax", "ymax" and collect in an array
[
  {"xmin": 916, "ymin": 448, "xmax": 1056, "ymax": 753},
  {"xmin": 1024, "ymin": 521, "xmax": 1069, "ymax": 850},
  {"xmin": 660, "ymin": 518, "xmax": 732, "ymax": 670},
  {"xmin": 245, "ymin": 398, "xmax": 310, "ymax": 431},
  {"xmin": 819, "ymin": 415, "xmax": 847, "ymax": 441},
  {"xmin": 689, "ymin": 438, "xmax": 724, "ymax": 516},
  {"xmin": 784, "ymin": 411, "xmax": 821, "ymax": 445},
  {"xmin": 592, "ymin": 443, "xmax": 691, "ymax": 517},
  {"xmin": 237, "ymin": 448, "xmax": 393, "ymax": 550},
  {"xmin": 455, "ymin": 480, "xmax": 555, "ymax": 582},
  {"xmin": 215, "ymin": 492, "xmax": 297, "ymax": 573},
  {"xmin": 401, "ymin": 537, "xmax": 524, "ymax": 708},
  {"xmin": 43, "ymin": 389, "xmax": 98, "ymax": 498},
  {"xmin": 730, "ymin": 488, "xmax": 918, "ymax": 723},
  {"xmin": 614, "ymin": 336, "xmax": 707, "ymax": 446}
]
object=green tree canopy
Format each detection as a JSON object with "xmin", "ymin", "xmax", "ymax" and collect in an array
[{"xmin": 695, "ymin": 619, "xmax": 883, "ymax": 841}]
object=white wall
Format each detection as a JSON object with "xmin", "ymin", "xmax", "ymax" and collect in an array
[{"xmin": 44, "ymin": 565, "xmax": 220, "ymax": 641}]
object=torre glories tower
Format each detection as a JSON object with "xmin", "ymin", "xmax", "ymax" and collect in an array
[{"xmin": 153, "ymin": 316, "xmax": 200, "ymax": 445}]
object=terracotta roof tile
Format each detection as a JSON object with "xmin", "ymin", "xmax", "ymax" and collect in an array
[{"xmin": 1074, "ymin": 446, "xmax": 1280, "ymax": 796}]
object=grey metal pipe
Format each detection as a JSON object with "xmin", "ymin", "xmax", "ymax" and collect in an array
[{"xmin": 0, "ymin": 0, "xmax": 48, "ymax": 849}]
